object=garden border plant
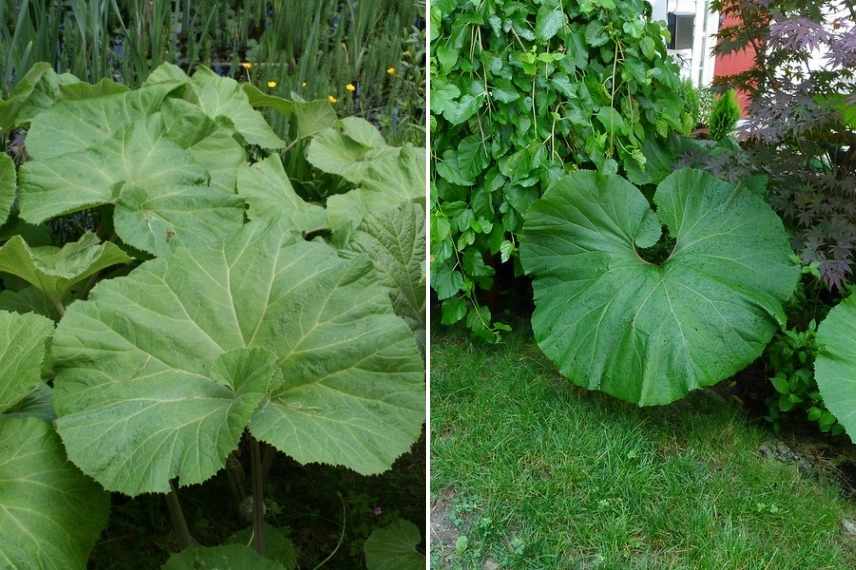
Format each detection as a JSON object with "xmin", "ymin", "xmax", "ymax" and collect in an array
[
  {"xmin": 430, "ymin": 0, "xmax": 697, "ymax": 341},
  {"xmin": 0, "ymin": 61, "xmax": 426, "ymax": 568}
]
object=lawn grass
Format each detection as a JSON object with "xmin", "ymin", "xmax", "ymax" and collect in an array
[{"xmin": 431, "ymin": 328, "xmax": 856, "ymax": 569}]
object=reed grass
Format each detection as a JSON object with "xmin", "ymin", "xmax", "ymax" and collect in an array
[{"xmin": 0, "ymin": 0, "xmax": 425, "ymax": 143}]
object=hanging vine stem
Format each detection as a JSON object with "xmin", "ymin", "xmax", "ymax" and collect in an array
[{"xmin": 311, "ymin": 492, "xmax": 347, "ymax": 570}]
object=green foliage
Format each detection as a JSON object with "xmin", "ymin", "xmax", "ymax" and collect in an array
[
  {"xmin": 697, "ymin": 87, "xmax": 715, "ymax": 127},
  {"xmin": 364, "ymin": 518, "xmax": 425, "ymax": 570},
  {"xmin": 0, "ymin": 310, "xmax": 110, "ymax": 568},
  {"xmin": 520, "ymin": 168, "xmax": 799, "ymax": 405},
  {"xmin": 765, "ymin": 320, "xmax": 844, "ymax": 436},
  {"xmin": 815, "ymin": 292, "xmax": 856, "ymax": 443},
  {"xmin": 0, "ymin": 60, "xmax": 424, "ymax": 564},
  {"xmin": 163, "ymin": 544, "xmax": 285, "ymax": 569},
  {"xmin": 0, "ymin": 152, "xmax": 13, "ymax": 224},
  {"xmin": 709, "ymin": 89, "xmax": 741, "ymax": 141},
  {"xmin": 0, "ymin": 232, "xmax": 132, "ymax": 317},
  {"xmin": 682, "ymin": 80, "xmax": 701, "ymax": 129},
  {"xmin": 227, "ymin": 524, "xmax": 298, "ymax": 569},
  {"xmin": 430, "ymin": 0, "xmax": 695, "ymax": 340}
]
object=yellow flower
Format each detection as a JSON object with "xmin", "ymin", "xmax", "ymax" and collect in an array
[
  {"xmin": 267, "ymin": 80, "xmax": 278, "ymax": 88},
  {"xmin": 328, "ymin": 95, "xmax": 337, "ymax": 104},
  {"xmin": 302, "ymin": 81, "xmax": 308, "ymax": 87},
  {"xmin": 386, "ymin": 66, "xmax": 397, "ymax": 76},
  {"xmin": 241, "ymin": 62, "xmax": 253, "ymax": 70},
  {"xmin": 345, "ymin": 83, "xmax": 356, "ymax": 93}
]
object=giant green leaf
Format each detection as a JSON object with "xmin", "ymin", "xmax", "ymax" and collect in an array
[
  {"xmin": 344, "ymin": 201, "xmax": 426, "ymax": 337},
  {"xmin": 327, "ymin": 145, "xmax": 425, "ymax": 243},
  {"xmin": 0, "ymin": 311, "xmax": 53, "ymax": 414},
  {"xmin": 0, "ymin": 286, "xmax": 65, "ymax": 319},
  {"xmin": 113, "ymin": 182, "xmax": 245, "ymax": 256},
  {"xmin": 163, "ymin": 544, "xmax": 284, "ymax": 570},
  {"xmin": 0, "ymin": 62, "xmax": 79, "ymax": 130},
  {"xmin": 4, "ymin": 384, "xmax": 54, "ymax": 422},
  {"xmin": 0, "ymin": 153, "xmax": 13, "ymax": 227},
  {"xmin": 19, "ymin": 115, "xmax": 244, "ymax": 255},
  {"xmin": 0, "ymin": 232, "xmax": 132, "ymax": 310},
  {"xmin": 236, "ymin": 154, "xmax": 325, "ymax": 231},
  {"xmin": 307, "ymin": 118, "xmax": 398, "ymax": 184},
  {"xmin": 364, "ymin": 519, "xmax": 425, "ymax": 570},
  {"xmin": 520, "ymin": 169, "xmax": 799, "ymax": 406},
  {"xmin": 20, "ymin": 115, "xmax": 204, "ymax": 221},
  {"xmin": 244, "ymin": 85, "xmax": 337, "ymax": 140},
  {"xmin": 144, "ymin": 62, "xmax": 192, "ymax": 87},
  {"xmin": 0, "ymin": 417, "xmax": 109, "ymax": 569},
  {"xmin": 815, "ymin": 293, "xmax": 856, "ymax": 442},
  {"xmin": 54, "ymin": 343, "xmax": 278, "ymax": 495},
  {"xmin": 0, "ymin": 308, "xmax": 107, "ymax": 569},
  {"xmin": 161, "ymin": 98, "xmax": 247, "ymax": 194},
  {"xmin": 227, "ymin": 524, "xmax": 297, "ymax": 569},
  {"xmin": 25, "ymin": 80, "xmax": 178, "ymax": 159},
  {"xmin": 190, "ymin": 67, "xmax": 284, "ymax": 149},
  {"xmin": 53, "ymin": 221, "xmax": 424, "ymax": 495}
]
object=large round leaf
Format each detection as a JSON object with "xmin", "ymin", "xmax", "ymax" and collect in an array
[
  {"xmin": 53, "ymin": 222, "xmax": 424, "ymax": 495},
  {"xmin": 364, "ymin": 519, "xmax": 425, "ymax": 570},
  {"xmin": 189, "ymin": 67, "xmax": 284, "ymax": 149},
  {"xmin": 163, "ymin": 544, "xmax": 284, "ymax": 570},
  {"xmin": 520, "ymin": 169, "xmax": 799, "ymax": 406},
  {"xmin": 244, "ymin": 84, "xmax": 337, "ymax": 140},
  {"xmin": 307, "ymin": 118, "xmax": 399, "ymax": 185},
  {"xmin": 0, "ymin": 310, "xmax": 54, "ymax": 413},
  {"xmin": 815, "ymin": 293, "xmax": 856, "ymax": 442},
  {"xmin": 0, "ymin": 232, "xmax": 132, "ymax": 310},
  {"xmin": 227, "ymin": 524, "xmax": 297, "ymax": 569},
  {"xmin": 236, "ymin": 154, "xmax": 326, "ymax": 231},
  {"xmin": 0, "ymin": 153, "xmax": 14, "ymax": 227},
  {"xmin": 0, "ymin": 311, "xmax": 109, "ymax": 570},
  {"xmin": 25, "ymin": 80, "xmax": 178, "ymax": 159},
  {"xmin": 343, "ymin": 201, "xmax": 426, "ymax": 340},
  {"xmin": 0, "ymin": 62, "xmax": 80, "ymax": 130},
  {"xmin": 19, "ymin": 115, "xmax": 244, "ymax": 255},
  {"xmin": 0, "ymin": 416, "xmax": 109, "ymax": 569},
  {"xmin": 326, "ymin": 145, "xmax": 425, "ymax": 244}
]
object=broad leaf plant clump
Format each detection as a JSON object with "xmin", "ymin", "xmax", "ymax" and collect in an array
[
  {"xmin": 430, "ymin": 0, "xmax": 697, "ymax": 341},
  {"xmin": 0, "ymin": 62, "xmax": 425, "ymax": 568},
  {"xmin": 520, "ymin": 169, "xmax": 800, "ymax": 406}
]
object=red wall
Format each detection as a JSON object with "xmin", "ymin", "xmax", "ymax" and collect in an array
[{"xmin": 713, "ymin": 14, "xmax": 755, "ymax": 114}]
